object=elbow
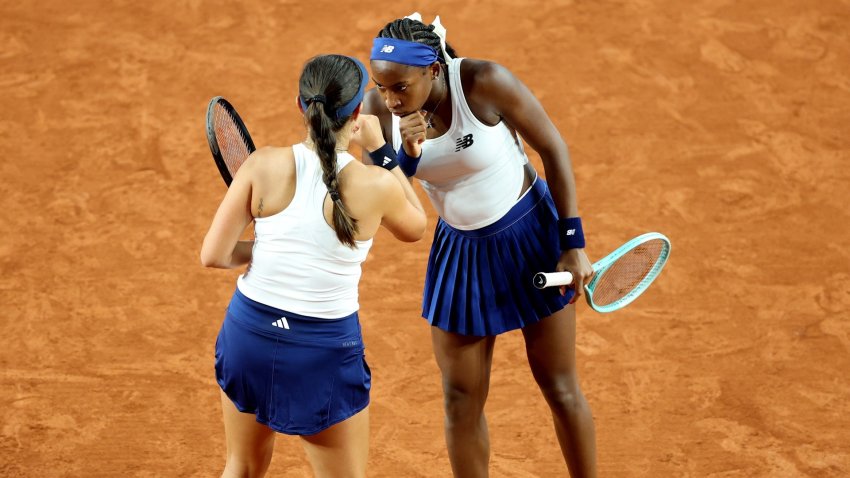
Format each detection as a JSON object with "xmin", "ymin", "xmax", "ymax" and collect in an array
[
  {"xmin": 200, "ymin": 249, "xmax": 227, "ymax": 269},
  {"xmin": 400, "ymin": 217, "xmax": 428, "ymax": 243},
  {"xmin": 541, "ymin": 139, "xmax": 569, "ymax": 163}
]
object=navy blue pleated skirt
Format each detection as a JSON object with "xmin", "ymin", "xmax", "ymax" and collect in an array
[
  {"xmin": 422, "ymin": 178, "xmax": 574, "ymax": 336},
  {"xmin": 215, "ymin": 288, "xmax": 371, "ymax": 435}
]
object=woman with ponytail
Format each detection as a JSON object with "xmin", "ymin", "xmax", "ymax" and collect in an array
[
  {"xmin": 200, "ymin": 54, "xmax": 426, "ymax": 478},
  {"xmin": 362, "ymin": 13, "xmax": 597, "ymax": 478}
]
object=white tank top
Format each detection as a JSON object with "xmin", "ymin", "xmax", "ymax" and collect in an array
[
  {"xmin": 391, "ymin": 57, "xmax": 528, "ymax": 230},
  {"xmin": 236, "ymin": 143, "xmax": 373, "ymax": 318}
]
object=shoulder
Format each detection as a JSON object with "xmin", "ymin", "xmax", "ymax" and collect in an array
[
  {"xmin": 338, "ymin": 161, "xmax": 402, "ymax": 218},
  {"xmin": 362, "ymin": 88, "xmax": 385, "ymax": 115},
  {"xmin": 238, "ymin": 146, "xmax": 295, "ymax": 182},
  {"xmin": 248, "ymin": 146, "xmax": 293, "ymax": 167},
  {"xmin": 458, "ymin": 58, "xmax": 517, "ymax": 96},
  {"xmin": 456, "ymin": 58, "xmax": 521, "ymax": 125},
  {"xmin": 344, "ymin": 162, "xmax": 403, "ymax": 202},
  {"xmin": 343, "ymin": 160, "xmax": 397, "ymax": 194}
]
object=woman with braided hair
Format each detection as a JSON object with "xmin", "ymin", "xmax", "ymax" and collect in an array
[
  {"xmin": 360, "ymin": 14, "xmax": 597, "ymax": 478},
  {"xmin": 201, "ymin": 54, "xmax": 426, "ymax": 477}
]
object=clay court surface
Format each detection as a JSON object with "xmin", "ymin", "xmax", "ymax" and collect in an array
[{"xmin": 2, "ymin": 0, "xmax": 849, "ymax": 476}]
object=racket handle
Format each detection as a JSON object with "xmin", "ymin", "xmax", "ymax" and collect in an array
[{"xmin": 533, "ymin": 272, "xmax": 574, "ymax": 289}]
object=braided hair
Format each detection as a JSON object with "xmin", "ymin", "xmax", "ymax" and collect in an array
[
  {"xmin": 298, "ymin": 55, "xmax": 360, "ymax": 248},
  {"xmin": 376, "ymin": 18, "xmax": 458, "ymax": 63}
]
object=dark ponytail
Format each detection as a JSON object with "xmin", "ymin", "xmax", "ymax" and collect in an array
[
  {"xmin": 299, "ymin": 55, "xmax": 362, "ymax": 248},
  {"xmin": 376, "ymin": 18, "xmax": 458, "ymax": 63}
]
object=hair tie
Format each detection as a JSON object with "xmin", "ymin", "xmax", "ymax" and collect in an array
[
  {"xmin": 298, "ymin": 56, "xmax": 368, "ymax": 120},
  {"xmin": 329, "ymin": 190, "xmax": 341, "ymax": 202}
]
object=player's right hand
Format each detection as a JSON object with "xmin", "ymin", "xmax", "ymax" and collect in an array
[
  {"xmin": 351, "ymin": 114, "xmax": 385, "ymax": 153},
  {"xmin": 398, "ymin": 111, "xmax": 428, "ymax": 157}
]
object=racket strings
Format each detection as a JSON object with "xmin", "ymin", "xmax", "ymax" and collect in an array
[
  {"xmin": 213, "ymin": 104, "xmax": 251, "ymax": 177},
  {"xmin": 591, "ymin": 239, "xmax": 666, "ymax": 307}
]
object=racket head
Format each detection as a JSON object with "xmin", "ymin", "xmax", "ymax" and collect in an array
[
  {"xmin": 205, "ymin": 96, "xmax": 256, "ymax": 186},
  {"xmin": 585, "ymin": 232, "xmax": 671, "ymax": 313}
]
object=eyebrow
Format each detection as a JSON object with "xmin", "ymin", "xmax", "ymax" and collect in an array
[{"xmin": 372, "ymin": 78, "xmax": 408, "ymax": 88}]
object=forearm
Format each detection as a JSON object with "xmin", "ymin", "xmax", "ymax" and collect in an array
[
  {"xmin": 539, "ymin": 141, "xmax": 579, "ymax": 217},
  {"xmin": 230, "ymin": 240, "xmax": 254, "ymax": 267},
  {"xmin": 389, "ymin": 165, "xmax": 425, "ymax": 214},
  {"xmin": 203, "ymin": 240, "xmax": 254, "ymax": 269},
  {"xmin": 365, "ymin": 142, "xmax": 425, "ymax": 213}
]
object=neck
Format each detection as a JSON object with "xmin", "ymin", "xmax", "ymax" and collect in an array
[
  {"xmin": 424, "ymin": 66, "xmax": 448, "ymax": 112},
  {"xmin": 304, "ymin": 130, "xmax": 350, "ymax": 152}
]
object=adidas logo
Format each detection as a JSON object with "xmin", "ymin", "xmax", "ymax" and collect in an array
[
  {"xmin": 383, "ymin": 156, "xmax": 392, "ymax": 166},
  {"xmin": 272, "ymin": 317, "xmax": 290, "ymax": 329},
  {"xmin": 454, "ymin": 134, "xmax": 474, "ymax": 152}
]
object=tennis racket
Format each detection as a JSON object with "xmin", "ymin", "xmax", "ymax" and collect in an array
[
  {"xmin": 205, "ymin": 96, "xmax": 256, "ymax": 186},
  {"xmin": 533, "ymin": 232, "xmax": 671, "ymax": 313}
]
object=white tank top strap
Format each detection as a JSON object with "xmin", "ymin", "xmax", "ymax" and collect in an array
[
  {"xmin": 293, "ymin": 143, "xmax": 357, "ymax": 207},
  {"xmin": 391, "ymin": 115, "xmax": 402, "ymax": 151},
  {"xmin": 396, "ymin": 57, "xmax": 528, "ymax": 230}
]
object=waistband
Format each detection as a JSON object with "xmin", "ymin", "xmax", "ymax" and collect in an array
[
  {"xmin": 440, "ymin": 177, "xmax": 549, "ymax": 238},
  {"xmin": 228, "ymin": 288, "xmax": 362, "ymax": 347}
]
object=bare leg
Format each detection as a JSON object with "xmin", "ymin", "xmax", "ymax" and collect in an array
[
  {"xmin": 431, "ymin": 328, "xmax": 496, "ymax": 478},
  {"xmin": 220, "ymin": 390, "xmax": 276, "ymax": 478},
  {"xmin": 300, "ymin": 406, "xmax": 370, "ymax": 478},
  {"xmin": 521, "ymin": 304, "xmax": 597, "ymax": 477}
]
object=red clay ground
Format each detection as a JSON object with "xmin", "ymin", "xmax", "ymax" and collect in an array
[{"xmin": 2, "ymin": 1, "xmax": 849, "ymax": 476}]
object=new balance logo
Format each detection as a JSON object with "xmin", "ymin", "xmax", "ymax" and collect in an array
[
  {"xmin": 272, "ymin": 317, "xmax": 290, "ymax": 329},
  {"xmin": 455, "ymin": 134, "xmax": 474, "ymax": 152},
  {"xmin": 382, "ymin": 156, "xmax": 392, "ymax": 166},
  {"xmin": 566, "ymin": 229, "xmax": 576, "ymax": 236},
  {"xmin": 380, "ymin": 45, "xmax": 395, "ymax": 53}
]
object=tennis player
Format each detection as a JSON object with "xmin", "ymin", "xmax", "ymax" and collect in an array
[
  {"xmin": 201, "ymin": 54, "xmax": 426, "ymax": 478},
  {"xmin": 362, "ymin": 14, "xmax": 597, "ymax": 477}
]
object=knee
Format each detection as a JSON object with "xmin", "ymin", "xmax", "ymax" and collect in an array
[
  {"xmin": 442, "ymin": 384, "xmax": 487, "ymax": 423},
  {"xmin": 538, "ymin": 378, "xmax": 586, "ymax": 414},
  {"xmin": 222, "ymin": 452, "xmax": 272, "ymax": 478}
]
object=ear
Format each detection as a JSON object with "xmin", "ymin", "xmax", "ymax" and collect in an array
[
  {"xmin": 430, "ymin": 62, "xmax": 441, "ymax": 79},
  {"xmin": 296, "ymin": 95, "xmax": 304, "ymax": 113}
]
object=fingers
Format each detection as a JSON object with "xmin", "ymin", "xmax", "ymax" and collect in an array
[
  {"xmin": 570, "ymin": 275, "xmax": 584, "ymax": 304},
  {"xmin": 399, "ymin": 112, "xmax": 427, "ymax": 142},
  {"xmin": 350, "ymin": 115, "xmax": 385, "ymax": 152},
  {"xmin": 567, "ymin": 274, "xmax": 579, "ymax": 303},
  {"xmin": 399, "ymin": 112, "xmax": 427, "ymax": 157},
  {"xmin": 569, "ymin": 269, "xmax": 595, "ymax": 303}
]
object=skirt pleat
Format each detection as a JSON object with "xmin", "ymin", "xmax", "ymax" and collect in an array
[{"xmin": 422, "ymin": 178, "xmax": 574, "ymax": 336}]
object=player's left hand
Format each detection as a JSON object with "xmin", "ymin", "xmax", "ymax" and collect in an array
[{"xmin": 557, "ymin": 249, "xmax": 594, "ymax": 302}]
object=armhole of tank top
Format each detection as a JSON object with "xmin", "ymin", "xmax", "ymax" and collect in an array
[{"xmin": 451, "ymin": 58, "xmax": 503, "ymax": 132}]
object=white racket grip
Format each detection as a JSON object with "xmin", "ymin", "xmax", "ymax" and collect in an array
[{"xmin": 532, "ymin": 271, "xmax": 574, "ymax": 289}]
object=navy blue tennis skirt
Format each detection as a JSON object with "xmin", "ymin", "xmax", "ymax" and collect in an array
[
  {"xmin": 215, "ymin": 288, "xmax": 371, "ymax": 435},
  {"xmin": 422, "ymin": 178, "xmax": 574, "ymax": 336}
]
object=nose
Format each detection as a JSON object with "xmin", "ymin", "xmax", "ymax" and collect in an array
[{"xmin": 384, "ymin": 91, "xmax": 402, "ymax": 110}]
